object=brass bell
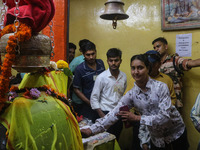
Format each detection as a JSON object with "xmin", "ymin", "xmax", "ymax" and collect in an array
[{"xmin": 100, "ymin": 0, "xmax": 129, "ymax": 29}]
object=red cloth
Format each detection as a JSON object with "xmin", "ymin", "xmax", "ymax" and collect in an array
[{"xmin": 4, "ymin": 0, "xmax": 55, "ymax": 33}]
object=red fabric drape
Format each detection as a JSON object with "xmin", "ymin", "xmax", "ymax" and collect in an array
[{"xmin": 4, "ymin": 0, "xmax": 55, "ymax": 33}]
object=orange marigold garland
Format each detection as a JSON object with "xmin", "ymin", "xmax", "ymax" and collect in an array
[{"xmin": 0, "ymin": 23, "xmax": 32, "ymax": 112}]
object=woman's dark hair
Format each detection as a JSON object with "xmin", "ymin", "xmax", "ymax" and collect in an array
[{"xmin": 130, "ymin": 54, "xmax": 150, "ymax": 69}]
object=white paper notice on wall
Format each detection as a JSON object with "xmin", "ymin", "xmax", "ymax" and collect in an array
[{"xmin": 176, "ymin": 33, "xmax": 192, "ymax": 57}]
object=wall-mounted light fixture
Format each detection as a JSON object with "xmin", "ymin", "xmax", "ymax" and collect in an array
[{"xmin": 100, "ymin": 0, "xmax": 129, "ymax": 29}]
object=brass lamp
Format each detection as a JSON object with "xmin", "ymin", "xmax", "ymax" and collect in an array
[{"xmin": 100, "ymin": 0, "xmax": 129, "ymax": 29}]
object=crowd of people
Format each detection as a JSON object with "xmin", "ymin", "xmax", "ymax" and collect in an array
[
  {"xmin": 5, "ymin": 37, "xmax": 199, "ymax": 150},
  {"xmin": 67, "ymin": 37, "xmax": 200, "ymax": 150}
]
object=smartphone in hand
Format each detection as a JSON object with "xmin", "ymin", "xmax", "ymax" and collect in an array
[
  {"xmin": 119, "ymin": 105, "xmax": 131, "ymax": 128},
  {"xmin": 119, "ymin": 105, "xmax": 129, "ymax": 111}
]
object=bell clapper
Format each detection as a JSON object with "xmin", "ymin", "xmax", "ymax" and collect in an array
[{"xmin": 112, "ymin": 19, "xmax": 117, "ymax": 29}]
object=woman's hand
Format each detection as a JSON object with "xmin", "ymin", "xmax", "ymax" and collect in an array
[
  {"xmin": 117, "ymin": 111, "xmax": 141, "ymax": 122},
  {"xmin": 81, "ymin": 128, "xmax": 92, "ymax": 138}
]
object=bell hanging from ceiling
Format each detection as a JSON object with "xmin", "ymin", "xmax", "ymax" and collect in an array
[{"xmin": 100, "ymin": 0, "xmax": 129, "ymax": 29}]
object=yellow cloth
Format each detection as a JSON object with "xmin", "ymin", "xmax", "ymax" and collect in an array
[
  {"xmin": 125, "ymin": 73, "xmax": 176, "ymax": 105},
  {"xmin": 19, "ymin": 71, "xmax": 68, "ymax": 95},
  {"xmin": 93, "ymin": 139, "xmax": 121, "ymax": 150},
  {"xmin": 0, "ymin": 71, "xmax": 83, "ymax": 150}
]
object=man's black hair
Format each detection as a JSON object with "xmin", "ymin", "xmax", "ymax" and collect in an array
[
  {"xmin": 106, "ymin": 48, "xmax": 122, "ymax": 59},
  {"xmin": 69, "ymin": 42, "xmax": 76, "ymax": 50},
  {"xmin": 79, "ymin": 39, "xmax": 90, "ymax": 51},
  {"xmin": 82, "ymin": 41, "xmax": 96, "ymax": 54},
  {"xmin": 152, "ymin": 37, "xmax": 168, "ymax": 45}
]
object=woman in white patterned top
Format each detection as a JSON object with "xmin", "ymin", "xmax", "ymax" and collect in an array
[
  {"xmin": 81, "ymin": 54, "xmax": 189, "ymax": 150},
  {"xmin": 190, "ymin": 93, "xmax": 200, "ymax": 150}
]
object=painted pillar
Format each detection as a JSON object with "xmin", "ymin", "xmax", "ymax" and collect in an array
[{"xmin": 42, "ymin": 0, "xmax": 69, "ymax": 62}]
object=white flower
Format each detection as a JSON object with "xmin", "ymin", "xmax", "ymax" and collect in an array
[{"xmin": 50, "ymin": 61, "xmax": 57, "ymax": 70}]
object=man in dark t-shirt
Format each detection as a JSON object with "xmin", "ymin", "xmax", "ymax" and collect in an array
[{"xmin": 73, "ymin": 41, "xmax": 105, "ymax": 122}]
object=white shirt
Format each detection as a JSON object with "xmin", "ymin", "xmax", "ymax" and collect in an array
[
  {"xmin": 90, "ymin": 69, "xmax": 127, "ymax": 111},
  {"xmin": 90, "ymin": 78, "xmax": 185, "ymax": 148},
  {"xmin": 190, "ymin": 93, "xmax": 200, "ymax": 132}
]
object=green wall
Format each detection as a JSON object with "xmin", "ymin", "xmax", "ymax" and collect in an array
[{"xmin": 69, "ymin": 0, "xmax": 200, "ymax": 149}]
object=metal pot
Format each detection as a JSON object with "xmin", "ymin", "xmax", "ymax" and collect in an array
[{"xmin": 0, "ymin": 33, "xmax": 52, "ymax": 73}]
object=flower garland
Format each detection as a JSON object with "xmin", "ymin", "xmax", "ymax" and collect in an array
[
  {"xmin": 0, "ymin": 23, "xmax": 32, "ymax": 112},
  {"xmin": 9, "ymin": 85, "xmax": 77, "ymax": 117},
  {"xmin": 56, "ymin": 60, "xmax": 73, "ymax": 77},
  {"xmin": 56, "ymin": 60, "xmax": 69, "ymax": 69}
]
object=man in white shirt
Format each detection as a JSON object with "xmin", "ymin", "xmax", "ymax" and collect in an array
[{"xmin": 90, "ymin": 48, "xmax": 127, "ymax": 140}]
